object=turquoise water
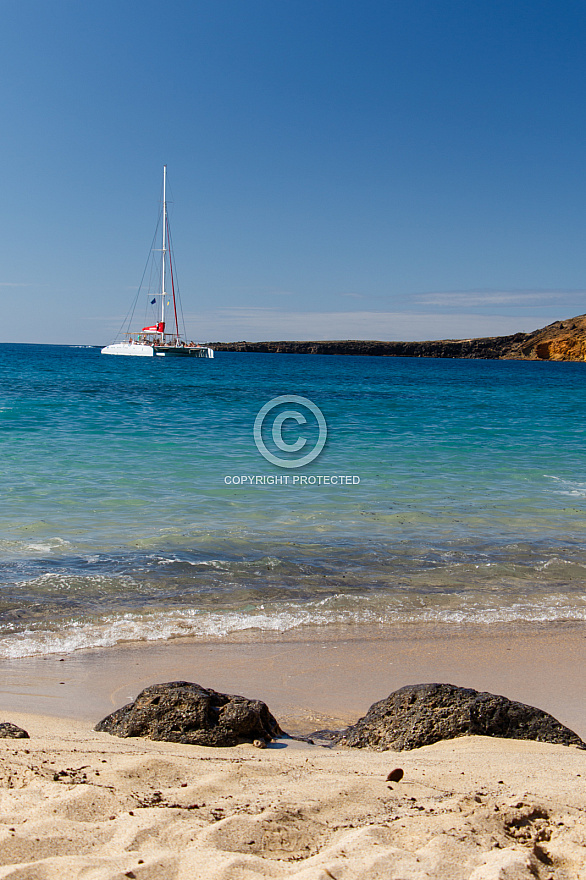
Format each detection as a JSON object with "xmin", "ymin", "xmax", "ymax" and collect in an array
[{"xmin": 1, "ymin": 343, "xmax": 585, "ymax": 656}]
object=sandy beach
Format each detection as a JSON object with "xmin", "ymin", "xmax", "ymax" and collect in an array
[
  {"xmin": 0, "ymin": 711, "xmax": 585, "ymax": 879},
  {"xmin": 0, "ymin": 624, "xmax": 585, "ymax": 878}
]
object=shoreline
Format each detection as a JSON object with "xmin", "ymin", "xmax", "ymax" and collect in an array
[{"xmin": 1, "ymin": 621, "xmax": 584, "ymax": 738}]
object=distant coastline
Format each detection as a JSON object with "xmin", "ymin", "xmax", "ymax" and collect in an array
[{"xmin": 210, "ymin": 314, "xmax": 586, "ymax": 361}]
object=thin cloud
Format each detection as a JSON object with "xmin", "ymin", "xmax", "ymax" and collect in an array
[
  {"xmin": 184, "ymin": 307, "xmax": 545, "ymax": 343},
  {"xmin": 225, "ymin": 286, "xmax": 297, "ymax": 297},
  {"xmin": 415, "ymin": 289, "xmax": 586, "ymax": 307}
]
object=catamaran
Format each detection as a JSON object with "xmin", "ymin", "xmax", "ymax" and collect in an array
[{"xmin": 101, "ymin": 166, "xmax": 214, "ymax": 358}]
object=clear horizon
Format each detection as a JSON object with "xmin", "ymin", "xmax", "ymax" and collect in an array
[{"xmin": 2, "ymin": 1, "xmax": 586, "ymax": 345}]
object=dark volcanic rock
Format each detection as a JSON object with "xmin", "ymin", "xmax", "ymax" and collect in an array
[
  {"xmin": 95, "ymin": 681, "xmax": 283, "ymax": 747},
  {"xmin": 210, "ymin": 335, "xmax": 526, "ymax": 359},
  {"xmin": 0, "ymin": 722, "xmax": 29, "ymax": 739},
  {"xmin": 210, "ymin": 313, "xmax": 586, "ymax": 362},
  {"xmin": 314, "ymin": 683, "xmax": 586, "ymax": 751}
]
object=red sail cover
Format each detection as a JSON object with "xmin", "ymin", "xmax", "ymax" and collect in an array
[{"xmin": 142, "ymin": 322, "xmax": 165, "ymax": 332}]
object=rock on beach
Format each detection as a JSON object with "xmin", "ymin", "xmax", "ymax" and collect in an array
[
  {"xmin": 95, "ymin": 681, "xmax": 283, "ymax": 747},
  {"xmin": 312, "ymin": 683, "xmax": 586, "ymax": 751},
  {"xmin": 0, "ymin": 722, "xmax": 29, "ymax": 739}
]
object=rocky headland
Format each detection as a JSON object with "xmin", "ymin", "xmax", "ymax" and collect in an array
[{"xmin": 210, "ymin": 313, "xmax": 586, "ymax": 361}]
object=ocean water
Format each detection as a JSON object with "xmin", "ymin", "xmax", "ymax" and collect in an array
[{"xmin": 0, "ymin": 343, "xmax": 585, "ymax": 658}]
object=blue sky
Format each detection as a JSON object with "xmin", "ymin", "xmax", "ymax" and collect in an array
[{"xmin": 2, "ymin": 0, "xmax": 586, "ymax": 344}]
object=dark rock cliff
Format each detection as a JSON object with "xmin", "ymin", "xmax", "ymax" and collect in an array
[{"xmin": 209, "ymin": 314, "xmax": 586, "ymax": 361}]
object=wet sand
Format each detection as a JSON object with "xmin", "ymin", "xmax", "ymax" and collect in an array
[{"xmin": 1, "ymin": 622, "xmax": 584, "ymax": 737}]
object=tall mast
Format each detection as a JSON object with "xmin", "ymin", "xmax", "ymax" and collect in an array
[{"xmin": 161, "ymin": 165, "xmax": 167, "ymax": 339}]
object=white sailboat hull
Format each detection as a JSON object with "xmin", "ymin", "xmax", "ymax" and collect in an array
[{"xmin": 101, "ymin": 342, "xmax": 154, "ymax": 357}]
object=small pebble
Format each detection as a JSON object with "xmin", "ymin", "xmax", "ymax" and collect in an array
[
  {"xmin": 253, "ymin": 739, "xmax": 267, "ymax": 749},
  {"xmin": 386, "ymin": 768, "xmax": 404, "ymax": 782}
]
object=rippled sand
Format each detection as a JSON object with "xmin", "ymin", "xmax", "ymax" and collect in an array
[{"xmin": 0, "ymin": 713, "xmax": 585, "ymax": 879}]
